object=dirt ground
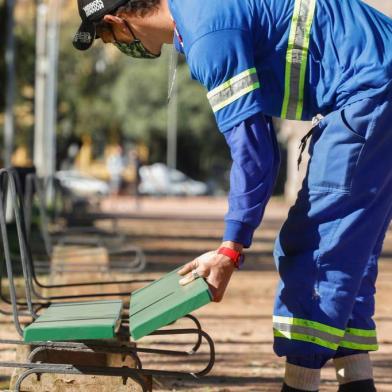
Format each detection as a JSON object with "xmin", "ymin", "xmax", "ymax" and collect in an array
[{"xmin": 1, "ymin": 196, "xmax": 392, "ymax": 391}]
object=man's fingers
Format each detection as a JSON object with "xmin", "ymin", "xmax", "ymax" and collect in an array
[
  {"xmin": 179, "ymin": 267, "xmax": 208, "ymax": 286},
  {"xmin": 178, "ymin": 250, "xmax": 217, "ymax": 276},
  {"xmin": 178, "ymin": 259, "xmax": 199, "ymax": 276},
  {"xmin": 179, "ymin": 272, "xmax": 195, "ymax": 286},
  {"xmin": 178, "ymin": 250, "xmax": 217, "ymax": 286}
]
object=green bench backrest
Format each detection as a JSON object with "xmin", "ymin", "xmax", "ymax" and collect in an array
[{"xmin": 129, "ymin": 269, "xmax": 212, "ymax": 340}]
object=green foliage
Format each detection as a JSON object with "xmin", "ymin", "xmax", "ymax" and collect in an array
[
  {"xmin": 0, "ymin": 0, "xmax": 6, "ymax": 111},
  {"xmin": 56, "ymin": 20, "xmax": 230, "ymax": 181},
  {"xmin": 1, "ymin": 12, "xmax": 231, "ymax": 183}
]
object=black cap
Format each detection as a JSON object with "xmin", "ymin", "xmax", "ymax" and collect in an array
[{"xmin": 73, "ymin": 0, "xmax": 128, "ymax": 50}]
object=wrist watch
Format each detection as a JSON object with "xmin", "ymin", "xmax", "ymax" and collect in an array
[{"xmin": 217, "ymin": 247, "xmax": 245, "ymax": 269}]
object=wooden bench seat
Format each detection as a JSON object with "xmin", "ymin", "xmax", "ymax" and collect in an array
[
  {"xmin": 23, "ymin": 300, "xmax": 123, "ymax": 342},
  {"xmin": 130, "ymin": 269, "xmax": 212, "ymax": 340}
]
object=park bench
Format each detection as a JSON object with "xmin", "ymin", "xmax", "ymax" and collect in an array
[
  {"xmin": 0, "ymin": 169, "xmax": 151, "ymax": 310},
  {"xmin": 0, "ymin": 169, "xmax": 206, "ymax": 366},
  {"xmin": 1, "ymin": 169, "xmax": 133, "ymax": 310},
  {"xmin": 24, "ymin": 171, "xmax": 147, "ymax": 274},
  {"xmin": 0, "ymin": 167, "xmax": 215, "ymax": 391},
  {"xmin": 1, "ymin": 169, "xmax": 207, "ymax": 352}
]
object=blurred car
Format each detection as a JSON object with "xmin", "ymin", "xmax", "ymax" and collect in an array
[
  {"xmin": 138, "ymin": 163, "xmax": 208, "ymax": 196},
  {"xmin": 55, "ymin": 170, "xmax": 110, "ymax": 197}
]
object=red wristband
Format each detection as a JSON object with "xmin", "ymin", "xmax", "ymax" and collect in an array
[{"xmin": 217, "ymin": 247, "xmax": 244, "ymax": 269}]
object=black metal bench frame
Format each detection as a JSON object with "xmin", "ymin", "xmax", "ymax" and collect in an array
[
  {"xmin": 0, "ymin": 169, "xmax": 151, "ymax": 308},
  {"xmin": 24, "ymin": 171, "xmax": 147, "ymax": 274}
]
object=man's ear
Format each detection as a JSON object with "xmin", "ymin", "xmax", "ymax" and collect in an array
[{"xmin": 103, "ymin": 14, "xmax": 123, "ymax": 25}]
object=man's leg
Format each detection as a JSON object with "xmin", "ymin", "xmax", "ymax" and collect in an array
[
  {"xmin": 333, "ymin": 208, "xmax": 392, "ymax": 392},
  {"xmin": 273, "ymin": 87, "xmax": 392, "ymax": 391}
]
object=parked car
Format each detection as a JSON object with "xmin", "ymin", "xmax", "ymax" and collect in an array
[
  {"xmin": 138, "ymin": 163, "xmax": 208, "ymax": 196},
  {"xmin": 55, "ymin": 170, "xmax": 110, "ymax": 198}
]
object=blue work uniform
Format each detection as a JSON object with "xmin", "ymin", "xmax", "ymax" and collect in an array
[{"xmin": 169, "ymin": 0, "xmax": 392, "ymax": 368}]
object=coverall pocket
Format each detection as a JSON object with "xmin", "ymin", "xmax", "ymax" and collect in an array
[{"xmin": 307, "ymin": 110, "xmax": 366, "ymax": 193}]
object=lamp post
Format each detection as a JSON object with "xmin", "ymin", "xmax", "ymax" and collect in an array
[
  {"xmin": 33, "ymin": 0, "xmax": 48, "ymax": 176},
  {"xmin": 45, "ymin": 0, "xmax": 60, "ymax": 183},
  {"xmin": 33, "ymin": 0, "xmax": 60, "ymax": 203},
  {"xmin": 4, "ymin": 0, "xmax": 15, "ymax": 167},
  {"xmin": 166, "ymin": 50, "xmax": 178, "ymax": 171}
]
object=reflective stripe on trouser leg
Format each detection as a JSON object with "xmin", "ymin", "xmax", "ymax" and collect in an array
[
  {"xmin": 273, "ymin": 318, "xmax": 379, "ymax": 352},
  {"xmin": 281, "ymin": 0, "xmax": 316, "ymax": 120},
  {"xmin": 340, "ymin": 328, "xmax": 378, "ymax": 351},
  {"xmin": 338, "ymin": 205, "xmax": 392, "ymax": 355},
  {"xmin": 273, "ymin": 88, "xmax": 392, "ymax": 362},
  {"xmin": 273, "ymin": 316, "xmax": 344, "ymax": 351}
]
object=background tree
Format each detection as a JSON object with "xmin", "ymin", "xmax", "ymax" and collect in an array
[
  {"xmin": 57, "ymin": 17, "xmax": 230, "ymax": 182},
  {"xmin": 1, "ymin": 1, "xmax": 231, "ymax": 188}
]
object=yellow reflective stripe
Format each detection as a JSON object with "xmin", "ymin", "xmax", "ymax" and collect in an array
[
  {"xmin": 295, "ymin": 0, "xmax": 316, "ymax": 120},
  {"xmin": 274, "ymin": 316, "xmax": 379, "ymax": 352},
  {"xmin": 274, "ymin": 329, "xmax": 339, "ymax": 350},
  {"xmin": 339, "ymin": 340, "xmax": 379, "ymax": 351},
  {"xmin": 273, "ymin": 315, "xmax": 345, "ymax": 337},
  {"xmin": 207, "ymin": 68, "xmax": 260, "ymax": 113},
  {"xmin": 339, "ymin": 328, "xmax": 378, "ymax": 351},
  {"xmin": 345, "ymin": 328, "xmax": 377, "ymax": 338},
  {"xmin": 207, "ymin": 68, "xmax": 258, "ymax": 98},
  {"xmin": 281, "ymin": 0, "xmax": 317, "ymax": 120},
  {"xmin": 211, "ymin": 83, "xmax": 260, "ymax": 113},
  {"xmin": 280, "ymin": 0, "xmax": 302, "ymax": 119}
]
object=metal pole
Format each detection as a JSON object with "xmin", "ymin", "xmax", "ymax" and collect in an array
[
  {"xmin": 4, "ymin": 0, "xmax": 15, "ymax": 167},
  {"xmin": 44, "ymin": 0, "xmax": 61, "ymax": 201},
  {"xmin": 33, "ymin": 2, "xmax": 48, "ymax": 177},
  {"xmin": 166, "ymin": 52, "xmax": 178, "ymax": 171}
]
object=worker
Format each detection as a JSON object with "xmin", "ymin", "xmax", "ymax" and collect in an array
[{"xmin": 73, "ymin": 0, "xmax": 392, "ymax": 390}]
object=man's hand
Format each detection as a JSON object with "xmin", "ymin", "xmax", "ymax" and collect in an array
[{"xmin": 178, "ymin": 241, "xmax": 243, "ymax": 302}]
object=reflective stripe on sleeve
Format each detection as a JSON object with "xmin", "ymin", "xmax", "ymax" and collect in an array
[
  {"xmin": 339, "ymin": 328, "xmax": 379, "ymax": 351},
  {"xmin": 207, "ymin": 68, "xmax": 260, "ymax": 113},
  {"xmin": 273, "ymin": 315, "xmax": 345, "ymax": 351},
  {"xmin": 281, "ymin": 0, "xmax": 316, "ymax": 120}
]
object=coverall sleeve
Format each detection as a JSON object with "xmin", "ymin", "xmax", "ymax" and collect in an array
[
  {"xmin": 223, "ymin": 112, "xmax": 280, "ymax": 248},
  {"xmin": 186, "ymin": 29, "xmax": 265, "ymax": 132}
]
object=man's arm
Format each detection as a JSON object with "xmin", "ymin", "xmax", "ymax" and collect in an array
[
  {"xmin": 179, "ymin": 112, "xmax": 280, "ymax": 301},
  {"xmin": 223, "ymin": 112, "xmax": 280, "ymax": 248}
]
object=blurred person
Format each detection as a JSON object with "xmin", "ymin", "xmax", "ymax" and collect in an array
[
  {"xmin": 60, "ymin": 143, "xmax": 81, "ymax": 170},
  {"xmin": 106, "ymin": 145, "xmax": 124, "ymax": 195},
  {"xmin": 127, "ymin": 148, "xmax": 140, "ymax": 190},
  {"xmin": 73, "ymin": 1, "xmax": 392, "ymax": 391},
  {"xmin": 126, "ymin": 146, "xmax": 141, "ymax": 208}
]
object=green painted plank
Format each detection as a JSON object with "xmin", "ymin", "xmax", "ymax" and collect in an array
[
  {"xmin": 130, "ymin": 269, "xmax": 212, "ymax": 340},
  {"xmin": 24, "ymin": 300, "xmax": 123, "ymax": 342}
]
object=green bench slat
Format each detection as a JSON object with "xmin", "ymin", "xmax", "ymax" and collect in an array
[
  {"xmin": 23, "ymin": 300, "xmax": 123, "ymax": 342},
  {"xmin": 129, "ymin": 269, "xmax": 212, "ymax": 340}
]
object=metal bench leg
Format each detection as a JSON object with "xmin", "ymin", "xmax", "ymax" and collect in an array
[
  {"xmin": 27, "ymin": 345, "xmax": 143, "ymax": 371},
  {"xmin": 120, "ymin": 314, "xmax": 204, "ymax": 355},
  {"xmin": 145, "ymin": 328, "xmax": 215, "ymax": 377},
  {"xmin": 16, "ymin": 327, "xmax": 215, "ymax": 379},
  {"xmin": 184, "ymin": 314, "xmax": 203, "ymax": 354},
  {"xmin": 14, "ymin": 365, "xmax": 149, "ymax": 392}
]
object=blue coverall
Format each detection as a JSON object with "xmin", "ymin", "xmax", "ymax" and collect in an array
[{"xmin": 169, "ymin": 0, "xmax": 392, "ymax": 368}]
